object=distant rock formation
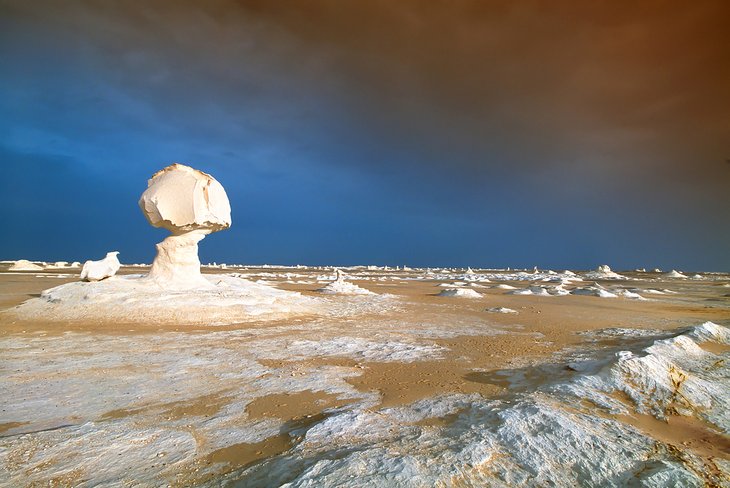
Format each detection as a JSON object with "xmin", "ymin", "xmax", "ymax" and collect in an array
[
  {"xmin": 438, "ymin": 288, "xmax": 482, "ymax": 298},
  {"xmin": 8, "ymin": 260, "xmax": 43, "ymax": 271},
  {"xmin": 139, "ymin": 163, "xmax": 232, "ymax": 289},
  {"xmin": 317, "ymin": 269, "xmax": 374, "ymax": 295},
  {"xmin": 583, "ymin": 264, "xmax": 626, "ymax": 280},
  {"xmin": 80, "ymin": 252, "xmax": 121, "ymax": 281}
]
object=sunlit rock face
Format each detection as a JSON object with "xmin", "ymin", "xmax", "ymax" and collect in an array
[
  {"xmin": 139, "ymin": 163, "xmax": 232, "ymax": 289},
  {"xmin": 139, "ymin": 163, "xmax": 231, "ymax": 234}
]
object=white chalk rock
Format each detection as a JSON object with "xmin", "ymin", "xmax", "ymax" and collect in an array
[
  {"xmin": 584, "ymin": 264, "xmax": 626, "ymax": 280},
  {"xmin": 8, "ymin": 260, "xmax": 44, "ymax": 271},
  {"xmin": 138, "ymin": 164, "xmax": 231, "ymax": 289},
  {"xmin": 438, "ymin": 288, "xmax": 482, "ymax": 298},
  {"xmin": 486, "ymin": 306, "xmax": 518, "ymax": 314},
  {"xmin": 317, "ymin": 269, "xmax": 375, "ymax": 295},
  {"xmin": 139, "ymin": 163, "xmax": 231, "ymax": 234},
  {"xmin": 80, "ymin": 252, "xmax": 120, "ymax": 281}
]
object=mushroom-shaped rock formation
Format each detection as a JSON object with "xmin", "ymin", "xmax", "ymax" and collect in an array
[
  {"xmin": 139, "ymin": 164, "xmax": 231, "ymax": 289},
  {"xmin": 80, "ymin": 252, "xmax": 121, "ymax": 282},
  {"xmin": 6, "ymin": 163, "xmax": 317, "ymax": 325}
]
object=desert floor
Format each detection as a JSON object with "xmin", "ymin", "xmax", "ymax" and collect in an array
[{"xmin": 0, "ymin": 265, "xmax": 728, "ymax": 486}]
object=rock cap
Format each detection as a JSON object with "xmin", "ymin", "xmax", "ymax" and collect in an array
[{"xmin": 139, "ymin": 163, "xmax": 231, "ymax": 234}]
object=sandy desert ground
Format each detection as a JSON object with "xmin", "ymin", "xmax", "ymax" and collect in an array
[{"xmin": 0, "ymin": 264, "xmax": 728, "ymax": 487}]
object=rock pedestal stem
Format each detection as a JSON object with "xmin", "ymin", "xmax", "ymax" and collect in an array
[{"xmin": 147, "ymin": 230, "xmax": 212, "ymax": 288}]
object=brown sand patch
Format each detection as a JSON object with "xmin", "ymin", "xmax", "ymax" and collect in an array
[
  {"xmin": 190, "ymin": 412, "xmax": 330, "ymax": 486},
  {"xmin": 583, "ymin": 391, "xmax": 730, "ymax": 461},
  {"xmin": 617, "ymin": 412, "xmax": 730, "ymax": 460},
  {"xmin": 204, "ymin": 431, "xmax": 293, "ymax": 471},
  {"xmin": 162, "ymin": 393, "xmax": 233, "ymax": 420},
  {"xmin": 414, "ymin": 410, "xmax": 464, "ymax": 428},
  {"xmin": 0, "ymin": 422, "xmax": 30, "ymax": 435},
  {"xmin": 346, "ymin": 361, "xmax": 503, "ymax": 408},
  {"xmin": 245, "ymin": 390, "xmax": 352, "ymax": 421},
  {"xmin": 100, "ymin": 391, "xmax": 234, "ymax": 422},
  {"xmin": 190, "ymin": 391, "xmax": 353, "ymax": 483},
  {"xmin": 698, "ymin": 342, "xmax": 730, "ymax": 355}
]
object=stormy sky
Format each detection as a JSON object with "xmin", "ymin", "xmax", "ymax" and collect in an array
[{"xmin": 1, "ymin": 0, "xmax": 728, "ymax": 270}]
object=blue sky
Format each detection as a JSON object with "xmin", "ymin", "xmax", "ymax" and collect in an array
[{"xmin": 2, "ymin": 1, "xmax": 728, "ymax": 270}]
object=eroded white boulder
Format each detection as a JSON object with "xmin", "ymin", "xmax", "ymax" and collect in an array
[
  {"xmin": 138, "ymin": 164, "xmax": 231, "ymax": 289},
  {"xmin": 80, "ymin": 252, "xmax": 120, "ymax": 281}
]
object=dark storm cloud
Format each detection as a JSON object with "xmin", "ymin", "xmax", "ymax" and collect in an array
[
  {"xmin": 5, "ymin": 0, "xmax": 728, "ymax": 180},
  {"xmin": 233, "ymin": 1, "xmax": 730, "ymax": 181},
  {"xmin": 1, "ymin": 0, "xmax": 729, "ymax": 268}
]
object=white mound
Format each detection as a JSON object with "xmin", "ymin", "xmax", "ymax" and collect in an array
[
  {"xmin": 664, "ymin": 270, "xmax": 688, "ymax": 279},
  {"xmin": 485, "ymin": 307, "xmax": 518, "ymax": 314},
  {"xmin": 8, "ymin": 259, "xmax": 43, "ymax": 271},
  {"xmin": 583, "ymin": 264, "xmax": 626, "ymax": 280},
  {"xmin": 316, "ymin": 270, "xmax": 374, "ymax": 295},
  {"xmin": 9, "ymin": 274, "xmax": 314, "ymax": 325},
  {"xmin": 687, "ymin": 320, "xmax": 730, "ymax": 343},
  {"xmin": 550, "ymin": 285, "xmax": 571, "ymax": 296},
  {"xmin": 560, "ymin": 322, "xmax": 730, "ymax": 426},
  {"xmin": 638, "ymin": 288, "xmax": 665, "ymax": 295},
  {"xmin": 438, "ymin": 288, "xmax": 482, "ymax": 298},
  {"xmin": 614, "ymin": 289, "xmax": 646, "ymax": 300},
  {"xmin": 493, "ymin": 284, "xmax": 517, "ymax": 290},
  {"xmin": 437, "ymin": 281, "xmax": 468, "ymax": 287},
  {"xmin": 510, "ymin": 285, "xmax": 552, "ymax": 296},
  {"xmin": 571, "ymin": 285, "xmax": 618, "ymax": 298}
]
